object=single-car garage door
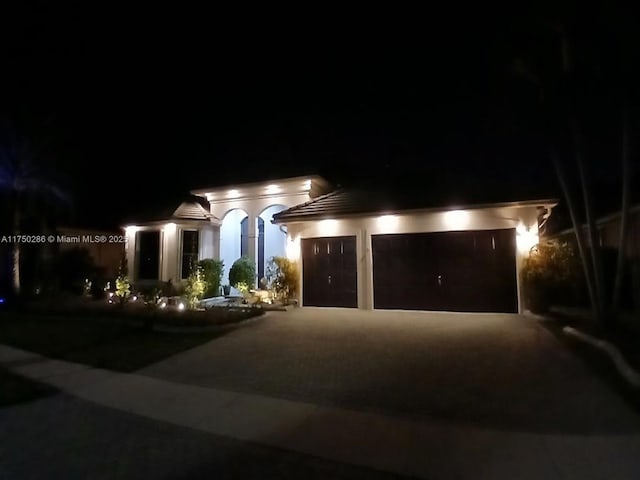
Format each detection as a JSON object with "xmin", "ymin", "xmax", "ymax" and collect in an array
[
  {"xmin": 302, "ymin": 236, "xmax": 358, "ymax": 307},
  {"xmin": 372, "ymin": 229, "xmax": 517, "ymax": 312}
]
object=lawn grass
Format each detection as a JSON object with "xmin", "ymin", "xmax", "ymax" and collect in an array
[
  {"xmin": 0, "ymin": 311, "xmax": 259, "ymax": 372},
  {"xmin": 0, "ymin": 366, "xmax": 58, "ymax": 406}
]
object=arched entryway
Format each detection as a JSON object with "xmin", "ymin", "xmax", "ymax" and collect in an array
[
  {"xmin": 220, "ymin": 208, "xmax": 248, "ymax": 285},
  {"xmin": 257, "ymin": 205, "xmax": 287, "ymax": 283}
]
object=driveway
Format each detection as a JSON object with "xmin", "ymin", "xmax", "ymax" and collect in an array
[{"xmin": 140, "ymin": 308, "xmax": 640, "ymax": 434}]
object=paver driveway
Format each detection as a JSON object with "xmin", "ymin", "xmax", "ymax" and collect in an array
[{"xmin": 141, "ymin": 308, "xmax": 640, "ymax": 434}]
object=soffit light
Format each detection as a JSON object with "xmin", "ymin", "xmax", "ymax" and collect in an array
[
  {"xmin": 319, "ymin": 219, "xmax": 338, "ymax": 234},
  {"xmin": 377, "ymin": 214, "xmax": 399, "ymax": 230},
  {"xmin": 443, "ymin": 210, "xmax": 470, "ymax": 230}
]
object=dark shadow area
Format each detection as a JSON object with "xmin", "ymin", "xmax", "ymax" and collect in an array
[
  {"xmin": 538, "ymin": 313, "xmax": 640, "ymax": 416},
  {"xmin": 0, "ymin": 394, "xmax": 414, "ymax": 479},
  {"xmin": 0, "ymin": 367, "xmax": 58, "ymax": 407}
]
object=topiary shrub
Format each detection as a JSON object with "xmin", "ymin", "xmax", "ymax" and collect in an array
[
  {"xmin": 198, "ymin": 258, "xmax": 224, "ymax": 297},
  {"xmin": 229, "ymin": 256, "xmax": 256, "ymax": 289},
  {"xmin": 266, "ymin": 256, "xmax": 300, "ymax": 304}
]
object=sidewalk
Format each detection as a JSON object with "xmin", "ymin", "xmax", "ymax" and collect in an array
[{"xmin": 2, "ymin": 343, "xmax": 640, "ymax": 479}]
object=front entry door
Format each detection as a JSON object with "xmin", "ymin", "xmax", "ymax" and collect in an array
[{"xmin": 302, "ymin": 236, "xmax": 357, "ymax": 307}]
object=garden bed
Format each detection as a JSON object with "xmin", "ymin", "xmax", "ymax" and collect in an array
[{"xmin": 11, "ymin": 297, "xmax": 265, "ymax": 328}]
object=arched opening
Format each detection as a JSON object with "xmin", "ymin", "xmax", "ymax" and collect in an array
[
  {"xmin": 220, "ymin": 208, "xmax": 248, "ymax": 285},
  {"xmin": 258, "ymin": 205, "xmax": 288, "ymax": 284}
]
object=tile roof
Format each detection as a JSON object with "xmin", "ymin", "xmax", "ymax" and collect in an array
[
  {"xmin": 172, "ymin": 201, "xmax": 213, "ymax": 220},
  {"xmin": 122, "ymin": 197, "xmax": 213, "ymax": 225},
  {"xmin": 272, "ymin": 186, "xmax": 558, "ymax": 223}
]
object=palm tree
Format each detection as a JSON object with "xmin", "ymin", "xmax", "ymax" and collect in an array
[
  {"xmin": 0, "ymin": 132, "xmax": 69, "ymax": 296},
  {"xmin": 509, "ymin": 10, "xmax": 635, "ymax": 329}
]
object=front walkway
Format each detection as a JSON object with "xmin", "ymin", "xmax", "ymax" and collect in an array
[{"xmin": 2, "ymin": 343, "xmax": 640, "ymax": 479}]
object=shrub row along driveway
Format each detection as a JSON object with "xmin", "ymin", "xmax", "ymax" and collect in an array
[{"xmin": 140, "ymin": 308, "xmax": 640, "ymax": 434}]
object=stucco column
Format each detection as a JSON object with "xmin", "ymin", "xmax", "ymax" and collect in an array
[
  {"xmin": 212, "ymin": 225, "xmax": 221, "ymax": 260},
  {"xmin": 247, "ymin": 213, "xmax": 258, "ymax": 287},
  {"xmin": 161, "ymin": 224, "xmax": 178, "ymax": 283},
  {"xmin": 124, "ymin": 228, "xmax": 137, "ymax": 281}
]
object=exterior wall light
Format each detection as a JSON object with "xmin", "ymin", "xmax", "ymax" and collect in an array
[
  {"xmin": 285, "ymin": 235, "xmax": 301, "ymax": 260},
  {"xmin": 516, "ymin": 224, "xmax": 539, "ymax": 254}
]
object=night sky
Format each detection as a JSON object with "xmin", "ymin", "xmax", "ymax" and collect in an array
[{"xmin": 2, "ymin": 5, "xmax": 637, "ymax": 231}]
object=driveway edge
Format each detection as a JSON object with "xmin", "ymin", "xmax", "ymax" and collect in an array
[{"xmin": 563, "ymin": 326, "xmax": 640, "ymax": 389}]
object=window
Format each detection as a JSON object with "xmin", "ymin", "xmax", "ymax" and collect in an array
[
  {"xmin": 241, "ymin": 217, "xmax": 248, "ymax": 257},
  {"xmin": 181, "ymin": 230, "xmax": 199, "ymax": 279},
  {"xmin": 136, "ymin": 231, "xmax": 160, "ymax": 280}
]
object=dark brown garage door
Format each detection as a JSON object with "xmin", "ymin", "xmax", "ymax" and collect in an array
[
  {"xmin": 302, "ymin": 236, "xmax": 358, "ymax": 307},
  {"xmin": 372, "ymin": 229, "xmax": 517, "ymax": 312}
]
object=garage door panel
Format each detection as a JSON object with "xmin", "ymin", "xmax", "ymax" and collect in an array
[
  {"xmin": 372, "ymin": 229, "xmax": 517, "ymax": 312},
  {"xmin": 302, "ymin": 236, "xmax": 358, "ymax": 308}
]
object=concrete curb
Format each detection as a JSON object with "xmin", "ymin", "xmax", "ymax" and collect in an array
[
  {"xmin": 152, "ymin": 313, "xmax": 266, "ymax": 333},
  {"xmin": 563, "ymin": 326, "xmax": 640, "ymax": 389}
]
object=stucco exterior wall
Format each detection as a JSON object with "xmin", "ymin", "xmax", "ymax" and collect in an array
[
  {"xmin": 284, "ymin": 205, "xmax": 542, "ymax": 312},
  {"xmin": 124, "ymin": 221, "xmax": 213, "ymax": 284}
]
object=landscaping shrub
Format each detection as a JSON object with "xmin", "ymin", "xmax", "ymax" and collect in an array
[
  {"xmin": 185, "ymin": 265, "xmax": 207, "ymax": 309},
  {"xmin": 266, "ymin": 256, "xmax": 300, "ymax": 303},
  {"xmin": 521, "ymin": 240, "xmax": 581, "ymax": 313},
  {"xmin": 229, "ymin": 256, "xmax": 256, "ymax": 288},
  {"xmin": 198, "ymin": 258, "xmax": 224, "ymax": 297},
  {"xmin": 115, "ymin": 274, "xmax": 131, "ymax": 304}
]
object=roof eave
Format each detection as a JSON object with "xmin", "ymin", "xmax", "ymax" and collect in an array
[
  {"xmin": 190, "ymin": 174, "xmax": 329, "ymax": 196},
  {"xmin": 120, "ymin": 217, "xmax": 215, "ymax": 228},
  {"xmin": 273, "ymin": 198, "xmax": 560, "ymax": 224}
]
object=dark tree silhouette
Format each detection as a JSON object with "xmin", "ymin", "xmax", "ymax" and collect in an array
[
  {"xmin": 508, "ymin": 7, "xmax": 637, "ymax": 328},
  {"xmin": 0, "ymin": 128, "xmax": 70, "ymax": 295}
]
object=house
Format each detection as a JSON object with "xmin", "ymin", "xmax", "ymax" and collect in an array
[
  {"xmin": 551, "ymin": 203, "xmax": 640, "ymax": 312},
  {"xmin": 123, "ymin": 175, "xmax": 557, "ymax": 313}
]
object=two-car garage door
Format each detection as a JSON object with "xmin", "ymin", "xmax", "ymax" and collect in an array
[
  {"xmin": 371, "ymin": 229, "xmax": 518, "ymax": 313},
  {"xmin": 301, "ymin": 229, "xmax": 518, "ymax": 312}
]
